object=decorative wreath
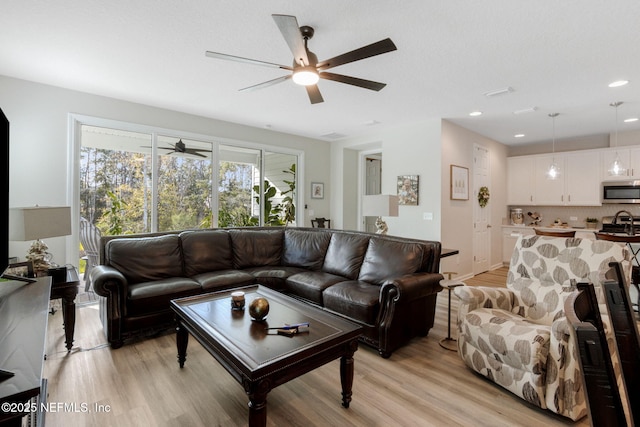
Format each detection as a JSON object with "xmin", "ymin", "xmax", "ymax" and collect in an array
[{"xmin": 478, "ymin": 186, "xmax": 490, "ymax": 208}]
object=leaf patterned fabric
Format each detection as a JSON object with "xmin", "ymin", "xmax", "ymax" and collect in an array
[{"xmin": 454, "ymin": 236, "xmax": 631, "ymax": 421}]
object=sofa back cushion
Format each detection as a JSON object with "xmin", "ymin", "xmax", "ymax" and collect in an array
[
  {"xmin": 508, "ymin": 235, "xmax": 631, "ymax": 325},
  {"xmin": 181, "ymin": 230, "xmax": 233, "ymax": 276},
  {"xmin": 229, "ymin": 229, "xmax": 284, "ymax": 269},
  {"xmin": 106, "ymin": 234, "xmax": 183, "ymax": 284},
  {"xmin": 322, "ymin": 233, "xmax": 370, "ymax": 280},
  {"xmin": 358, "ymin": 238, "xmax": 424, "ymax": 285},
  {"xmin": 283, "ymin": 229, "xmax": 331, "ymax": 270}
]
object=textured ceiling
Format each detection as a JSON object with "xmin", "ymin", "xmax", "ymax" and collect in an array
[{"xmin": 2, "ymin": 1, "xmax": 640, "ymax": 145}]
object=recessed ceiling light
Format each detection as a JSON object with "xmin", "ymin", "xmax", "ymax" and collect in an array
[
  {"xmin": 624, "ymin": 117, "xmax": 639, "ymax": 123},
  {"xmin": 469, "ymin": 111, "xmax": 482, "ymax": 117},
  {"xmin": 514, "ymin": 134, "xmax": 525, "ymax": 138},
  {"xmin": 609, "ymin": 80, "xmax": 629, "ymax": 88}
]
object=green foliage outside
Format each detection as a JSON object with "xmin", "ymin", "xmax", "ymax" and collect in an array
[{"xmin": 81, "ymin": 147, "xmax": 297, "ymax": 234}]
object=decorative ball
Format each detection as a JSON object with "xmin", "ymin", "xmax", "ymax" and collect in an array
[{"xmin": 249, "ymin": 297, "xmax": 270, "ymax": 321}]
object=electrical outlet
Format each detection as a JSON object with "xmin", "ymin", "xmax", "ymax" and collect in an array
[
  {"xmin": 569, "ymin": 216, "xmax": 578, "ymax": 221},
  {"xmin": 308, "ymin": 209, "xmax": 314, "ymax": 217},
  {"xmin": 423, "ymin": 212, "xmax": 433, "ymax": 220}
]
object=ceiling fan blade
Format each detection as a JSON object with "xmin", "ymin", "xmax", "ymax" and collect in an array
[
  {"xmin": 184, "ymin": 149, "xmax": 208, "ymax": 158},
  {"xmin": 272, "ymin": 14, "xmax": 309, "ymax": 66},
  {"xmin": 239, "ymin": 75, "xmax": 292, "ymax": 92},
  {"xmin": 141, "ymin": 146, "xmax": 173, "ymax": 150},
  {"xmin": 319, "ymin": 72, "xmax": 387, "ymax": 91},
  {"xmin": 316, "ymin": 38, "xmax": 397, "ymax": 71},
  {"xmin": 205, "ymin": 51, "xmax": 292, "ymax": 71},
  {"xmin": 305, "ymin": 84, "xmax": 324, "ymax": 104}
]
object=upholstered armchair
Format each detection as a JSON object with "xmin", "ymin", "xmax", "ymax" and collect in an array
[{"xmin": 454, "ymin": 236, "xmax": 631, "ymax": 420}]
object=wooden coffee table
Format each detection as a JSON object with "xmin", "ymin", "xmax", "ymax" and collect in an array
[{"xmin": 170, "ymin": 285, "xmax": 362, "ymax": 427}]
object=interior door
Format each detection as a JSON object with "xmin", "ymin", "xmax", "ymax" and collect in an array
[
  {"xmin": 364, "ymin": 156, "xmax": 381, "ymax": 233},
  {"xmin": 473, "ymin": 145, "xmax": 491, "ymax": 274}
]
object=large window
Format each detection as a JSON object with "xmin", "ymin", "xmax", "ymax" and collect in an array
[{"xmin": 78, "ymin": 122, "xmax": 299, "ymax": 236}]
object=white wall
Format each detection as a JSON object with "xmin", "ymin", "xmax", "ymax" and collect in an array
[
  {"xmin": 440, "ymin": 120, "xmax": 508, "ymax": 278},
  {"xmin": 330, "ymin": 120, "xmax": 442, "ymax": 240},
  {"xmin": 1, "ymin": 75, "xmax": 331, "ymax": 267}
]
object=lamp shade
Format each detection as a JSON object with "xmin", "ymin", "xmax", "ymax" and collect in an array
[
  {"xmin": 9, "ymin": 206, "xmax": 72, "ymax": 241},
  {"xmin": 362, "ymin": 195, "xmax": 399, "ymax": 217}
]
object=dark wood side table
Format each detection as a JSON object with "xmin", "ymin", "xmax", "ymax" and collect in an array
[{"xmin": 49, "ymin": 267, "xmax": 79, "ymax": 352}]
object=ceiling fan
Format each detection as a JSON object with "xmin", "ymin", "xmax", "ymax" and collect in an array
[
  {"xmin": 148, "ymin": 139, "xmax": 212, "ymax": 158},
  {"xmin": 205, "ymin": 14, "xmax": 397, "ymax": 104}
]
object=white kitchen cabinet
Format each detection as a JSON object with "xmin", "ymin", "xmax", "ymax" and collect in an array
[
  {"xmin": 507, "ymin": 156, "xmax": 535, "ymax": 205},
  {"xmin": 564, "ymin": 151, "xmax": 601, "ymax": 205},
  {"xmin": 534, "ymin": 151, "xmax": 601, "ymax": 206},
  {"xmin": 601, "ymin": 147, "xmax": 640, "ymax": 180},
  {"xmin": 502, "ymin": 227, "xmax": 533, "ymax": 264}
]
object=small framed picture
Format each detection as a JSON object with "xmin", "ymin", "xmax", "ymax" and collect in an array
[
  {"xmin": 311, "ymin": 182, "xmax": 324, "ymax": 199},
  {"xmin": 450, "ymin": 165, "xmax": 469, "ymax": 200},
  {"xmin": 397, "ymin": 175, "xmax": 419, "ymax": 205}
]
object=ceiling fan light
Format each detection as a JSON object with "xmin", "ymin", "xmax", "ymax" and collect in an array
[{"xmin": 292, "ymin": 67, "xmax": 319, "ymax": 86}]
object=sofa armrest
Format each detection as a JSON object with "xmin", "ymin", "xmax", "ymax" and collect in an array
[
  {"xmin": 545, "ymin": 316, "xmax": 587, "ymax": 420},
  {"xmin": 454, "ymin": 286, "xmax": 515, "ymax": 319},
  {"xmin": 90, "ymin": 264, "xmax": 128, "ymax": 298},
  {"xmin": 380, "ymin": 272, "xmax": 444, "ymax": 302}
]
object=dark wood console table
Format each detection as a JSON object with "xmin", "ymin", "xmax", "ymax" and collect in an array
[
  {"xmin": 49, "ymin": 267, "xmax": 79, "ymax": 351},
  {"xmin": 0, "ymin": 277, "xmax": 51, "ymax": 426}
]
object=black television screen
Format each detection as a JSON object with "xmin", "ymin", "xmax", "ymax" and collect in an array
[{"xmin": 1, "ymin": 108, "xmax": 8, "ymax": 274}]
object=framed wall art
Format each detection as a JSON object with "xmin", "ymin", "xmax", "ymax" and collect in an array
[
  {"xmin": 450, "ymin": 165, "xmax": 469, "ymax": 200},
  {"xmin": 311, "ymin": 182, "xmax": 324, "ymax": 199},
  {"xmin": 397, "ymin": 175, "xmax": 419, "ymax": 205}
]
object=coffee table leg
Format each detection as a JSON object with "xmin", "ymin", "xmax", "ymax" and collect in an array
[
  {"xmin": 340, "ymin": 349, "xmax": 355, "ymax": 408},
  {"xmin": 176, "ymin": 323, "xmax": 188, "ymax": 368},
  {"xmin": 247, "ymin": 380, "xmax": 269, "ymax": 427}
]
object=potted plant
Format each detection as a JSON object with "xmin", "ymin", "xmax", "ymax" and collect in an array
[{"xmin": 585, "ymin": 217, "xmax": 599, "ymax": 229}]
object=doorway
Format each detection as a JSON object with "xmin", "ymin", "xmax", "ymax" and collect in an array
[
  {"xmin": 473, "ymin": 144, "xmax": 491, "ymax": 274},
  {"xmin": 363, "ymin": 154, "xmax": 382, "ymax": 233}
]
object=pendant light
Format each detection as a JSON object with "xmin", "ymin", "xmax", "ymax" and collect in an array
[
  {"xmin": 546, "ymin": 113, "xmax": 560, "ymax": 180},
  {"xmin": 608, "ymin": 101, "xmax": 626, "ymax": 176}
]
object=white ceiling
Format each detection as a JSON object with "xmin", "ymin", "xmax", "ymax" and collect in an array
[{"xmin": 2, "ymin": 1, "xmax": 640, "ymax": 146}]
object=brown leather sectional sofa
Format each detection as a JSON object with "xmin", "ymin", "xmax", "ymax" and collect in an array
[{"xmin": 91, "ymin": 227, "xmax": 443, "ymax": 358}]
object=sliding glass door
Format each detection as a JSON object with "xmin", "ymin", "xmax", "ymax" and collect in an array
[{"xmin": 79, "ymin": 122, "xmax": 299, "ymax": 235}]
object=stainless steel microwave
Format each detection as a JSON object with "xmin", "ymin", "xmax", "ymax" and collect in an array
[{"xmin": 602, "ymin": 180, "xmax": 640, "ymax": 203}]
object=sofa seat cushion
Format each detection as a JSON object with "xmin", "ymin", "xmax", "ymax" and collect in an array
[
  {"xmin": 192, "ymin": 269, "xmax": 255, "ymax": 291},
  {"xmin": 286, "ymin": 271, "xmax": 348, "ymax": 304},
  {"xmin": 460, "ymin": 307, "xmax": 551, "ymax": 375},
  {"xmin": 323, "ymin": 281, "xmax": 380, "ymax": 325},
  {"xmin": 242, "ymin": 266, "xmax": 306, "ymax": 289},
  {"xmin": 127, "ymin": 278, "xmax": 201, "ymax": 316}
]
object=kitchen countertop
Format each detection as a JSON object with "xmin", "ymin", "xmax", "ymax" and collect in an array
[{"xmin": 501, "ymin": 224, "xmax": 596, "ymax": 232}]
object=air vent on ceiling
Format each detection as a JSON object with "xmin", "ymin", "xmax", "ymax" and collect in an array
[
  {"xmin": 484, "ymin": 87, "xmax": 514, "ymax": 97},
  {"xmin": 320, "ymin": 132, "xmax": 347, "ymax": 140}
]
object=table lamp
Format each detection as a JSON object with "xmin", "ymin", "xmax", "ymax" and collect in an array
[
  {"xmin": 362, "ymin": 195, "xmax": 399, "ymax": 235},
  {"xmin": 9, "ymin": 206, "xmax": 72, "ymax": 274}
]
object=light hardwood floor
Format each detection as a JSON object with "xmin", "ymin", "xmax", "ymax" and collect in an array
[{"xmin": 43, "ymin": 268, "xmax": 587, "ymax": 426}]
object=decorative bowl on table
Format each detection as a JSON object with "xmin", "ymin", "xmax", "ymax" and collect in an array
[{"xmin": 249, "ymin": 297, "xmax": 269, "ymax": 321}]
